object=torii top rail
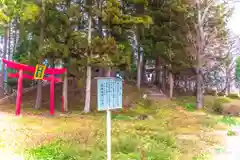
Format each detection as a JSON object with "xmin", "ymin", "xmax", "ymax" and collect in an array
[{"xmin": 2, "ymin": 59, "xmax": 67, "ymax": 116}]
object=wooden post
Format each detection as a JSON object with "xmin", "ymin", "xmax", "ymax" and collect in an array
[
  {"xmin": 62, "ymin": 95, "xmax": 64, "ymax": 112},
  {"xmin": 62, "ymin": 70, "xmax": 68, "ymax": 112},
  {"xmin": 16, "ymin": 69, "xmax": 23, "ymax": 116},
  {"xmin": 50, "ymin": 74, "xmax": 55, "ymax": 115}
]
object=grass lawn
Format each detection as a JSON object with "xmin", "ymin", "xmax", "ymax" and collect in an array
[{"xmin": 0, "ymin": 97, "xmax": 234, "ymax": 160}]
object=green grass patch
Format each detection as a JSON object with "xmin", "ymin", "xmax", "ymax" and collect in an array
[
  {"xmin": 183, "ymin": 103, "xmax": 196, "ymax": 112},
  {"xmin": 192, "ymin": 152, "xmax": 211, "ymax": 160},
  {"xmin": 111, "ymin": 114, "xmax": 132, "ymax": 121},
  {"xmin": 173, "ymin": 97, "xmax": 196, "ymax": 111},
  {"xmin": 26, "ymin": 127, "xmax": 180, "ymax": 160},
  {"xmin": 227, "ymin": 129, "xmax": 236, "ymax": 136},
  {"xmin": 26, "ymin": 139, "xmax": 81, "ymax": 160},
  {"xmin": 218, "ymin": 116, "xmax": 239, "ymax": 126}
]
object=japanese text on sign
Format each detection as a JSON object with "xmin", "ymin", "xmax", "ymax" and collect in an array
[
  {"xmin": 97, "ymin": 78, "xmax": 123, "ymax": 111},
  {"xmin": 34, "ymin": 64, "xmax": 46, "ymax": 80}
]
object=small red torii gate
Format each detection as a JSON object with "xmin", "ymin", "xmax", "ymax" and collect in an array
[{"xmin": 2, "ymin": 59, "xmax": 67, "ymax": 116}]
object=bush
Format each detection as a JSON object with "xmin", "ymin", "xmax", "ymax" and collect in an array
[
  {"xmin": 217, "ymin": 92, "xmax": 226, "ymax": 96},
  {"xmin": 212, "ymin": 97, "xmax": 231, "ymax": 114},
  {"xmin": 204, "ymin": 89, "xmax": 217, "ymax": 96},
  {"xmin": 227, "ymin": 94, "xmax": 239, "ymax": 99}
]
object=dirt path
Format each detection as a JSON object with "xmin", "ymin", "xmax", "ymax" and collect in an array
[
  {"xmin": 144, "ymin": 84, "xmax": 167, "ymax": 100},
  {"xmin": 212, "ymin": 126, "xmax": 240, "ymax": 160}
]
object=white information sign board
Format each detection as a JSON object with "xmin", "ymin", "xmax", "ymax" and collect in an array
[{"xmin": 97, "ymin": 77, "xmax": 123, "ymax": 160}]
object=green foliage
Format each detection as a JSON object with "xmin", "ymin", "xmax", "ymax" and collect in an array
[
  {"xmin": 0, "ymin": 11, "xmax": 9, "ymax": 25},
  {"xmin": 7, "ymin": 0, "xmax": 197, "ymax": 77},
  {"xmin": 0, "ymin": 0, "xmax": 40, "ymax": 26},
  {"xmin": 141, "ymin": 0, "xmax": 194, "ymax": 72},
  {"xmin": 213, "ymin": 97, "xmax": 231, "ymax": 114},
  {"xmin": 20, "ymin": 2, "xmax": 40, "ymax": 23},
  {"xmin": 90, "ymin": 36, "xmax": 131, "ymax": 68}
]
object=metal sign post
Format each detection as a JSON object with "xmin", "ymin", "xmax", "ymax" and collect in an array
[
  {"xmin": 97, "ymin": 77, "xmax": 123, "ymax": 160},
  {"xmin": 107, "ymin": 109, "xmax": 111, "ymax": 160}
]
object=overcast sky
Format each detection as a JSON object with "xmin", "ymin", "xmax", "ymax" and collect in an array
[{"xmin": 228, "ymin": 1, "xmax": 240, "ymax": 35}]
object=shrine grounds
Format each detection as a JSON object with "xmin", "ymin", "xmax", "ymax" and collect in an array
[{"xmin": 0, "ymin": 96, "xmax": 238, "ymax": 160}]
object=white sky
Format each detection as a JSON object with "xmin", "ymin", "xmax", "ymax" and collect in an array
[{"xmin": 228, "ymin": 1, "xmax": 240, "ymax": 35}]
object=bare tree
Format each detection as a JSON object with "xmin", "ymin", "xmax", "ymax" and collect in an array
[{"xmin": 186, "ymin": 0, "xmax": 230, "ymax": 108}]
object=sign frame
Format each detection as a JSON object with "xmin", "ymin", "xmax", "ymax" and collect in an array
[
  {"xmin": 34, "ymin": 64, "xmax": 46, "ymax": 80},
  {"xmin": 96, "ymin": 77, "xmax": 123, "ymax": 160},
  {"xmin": 97, "ymin": 77, "xmax": 123, "ymax": 111}
]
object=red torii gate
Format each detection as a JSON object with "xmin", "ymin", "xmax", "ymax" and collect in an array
[{"xmin": 2, "ymin": 59, "xmax": 67, "ymax": 116}]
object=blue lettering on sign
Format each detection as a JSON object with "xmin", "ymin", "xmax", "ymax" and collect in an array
[{"xmin": 97, "ymin": 78, "xmax": 123, "ymax": 111}]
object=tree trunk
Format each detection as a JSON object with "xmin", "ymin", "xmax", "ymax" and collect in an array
[
  {"xmin": 155, "ymin": 56, "xmax": 160, "ymax": 85},
  {"xmin": 141, "ymin": 57, "xmax": 146, "ymax": 83},
  {"xmin": 184, "ymin": 77, "xmax": 188, "ymax": 91},
  {"xmin": 158, "ymin": 69, "xmax": 162, "ymax": 87},
  {"xmin": 195, "ymin": 0, "xmax": 214, "ymax": 108},
  {"xmin": 162, "ymin": 66, "xmax": 166, "ymax": 93},
  {"xmin": 35, "ymin": 81, "xmax": 42, "ymax": 109},
  {"xmin": 0, "ymin": 27, "xmax": 8, "ymax": 97},
  {"xmin": 13, "ymin": 19, "xmax": 17, "ymax": 56},
  {"xmin": 226, "ymin": 70, "xmax": 231, "ymax": 95},
  {"xmin": 137, "ymin": 50, "xmax": 142, "ymax": 89},
  {"xmin": 6, "ymin": 23, "xmax": 11, "ymax": 94},
  {"xmin": 196, "ymin": 71, "xmax": 203, "ymax": 109},
  {"xmin": 84, "ymin": 7, "xmax": 92, "ymax": 113},
  {"xmin": 97, "ymin": 0, "xmax": 103, "ymax": 37},
  {"xmin": 8, "ymin": 22, "xmax": 11, "ymax": 60},
  {"xmin": 84, "ymin": 66, "xmax": 91, "ymax": 113},
  {"xmin": 105, "ymin": 67, "xmax": 111, "ymax": 77},
  {"xmin": 169, "ymin": 72, "xmax": 174, "ymax": 98},
  {"xmin": 63, "ymin": 70, "xmax": 68, "ymax": 112},
  {"xmin": 196, "ymin": 11, "xmax": 203, "ymax": 109},
  {"xmin": 35, "ymin": 0, "xmax": 45, "ymax": 109}
]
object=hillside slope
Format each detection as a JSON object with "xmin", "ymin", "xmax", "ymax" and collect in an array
[{"xmin": 0, "ymin": 78, "xmax": 143, "ymax": 111}]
